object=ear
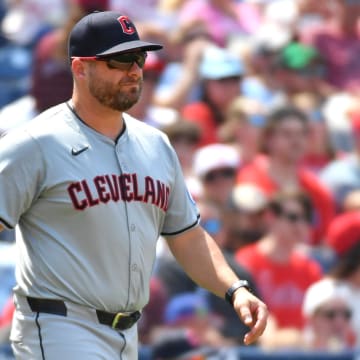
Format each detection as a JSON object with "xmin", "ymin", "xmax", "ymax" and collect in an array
[{"xmin": 71, "ymin": 58, "xmax": 87, "ymax": 78}]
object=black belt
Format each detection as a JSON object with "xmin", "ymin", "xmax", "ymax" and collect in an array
[{"xmin": 27, "ymin": 297, "xmax": 141, "ymax": 331}]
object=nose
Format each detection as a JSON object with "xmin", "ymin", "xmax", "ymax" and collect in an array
[{"xmin": 126, "ymin": 61, "xmax": 142, "ymax": 73}]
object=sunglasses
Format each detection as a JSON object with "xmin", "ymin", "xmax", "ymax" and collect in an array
[
  {"xmin": 73, "ymin": 51, "xmax": 148, "ymax": 71},
  {"xmin": 317, "ymin": 308, "xmax": 352, "ymax": 321},
  {"xmin": 203, "ymin": 168, "xmax": 236, "ymax": 183},
  {"xmin": 213, "ymin": 76, "xmax": 242, "ymax": 83},
  {"xmin": 281, "ymin": 211, "xmax": 307, "ymax": 224}
]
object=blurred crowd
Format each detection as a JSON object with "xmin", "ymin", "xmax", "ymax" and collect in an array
[{"xmin": 0, "ymin": 0, "xmax": 360, "ymax": 359}]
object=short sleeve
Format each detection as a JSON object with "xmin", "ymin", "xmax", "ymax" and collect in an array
[
  {"xmin": 0, "ymin": 130, "xmax": 45, "ymax": 228},
  {"xmin": 160, "ymin": 147, "xmax": 199, "ymax": 236}
]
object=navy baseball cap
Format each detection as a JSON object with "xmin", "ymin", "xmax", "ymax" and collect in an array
[{"xmin": 68, "ymin": 11, "xmax": 163, "ymax": 59}]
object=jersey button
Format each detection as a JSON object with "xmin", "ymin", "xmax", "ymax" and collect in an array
[
  {"xmin": 130, "ymin": 224, "xmax": 136, "ymax": 231},
  {"xmin": 131, "ymin": 264, "xmax": 138, "ymax": 271}
]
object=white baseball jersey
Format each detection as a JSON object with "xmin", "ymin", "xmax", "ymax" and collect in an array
[{"xmin": 0, "ymin": 101, "xmax": 199, "ymax": 313}]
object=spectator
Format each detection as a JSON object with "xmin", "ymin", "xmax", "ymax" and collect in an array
[
  {"xmin": 299, "ymin": 0, "xmax": 360, "ymax": 93},
  {"xmin": 235, "ymin": 189, "xmax": 323, "ymax": 339},
  {"xmin": 320, "ymin": 116, "xmax": 360, "ymax": 210},
  {"xmin": 270, "ymin": 40, "xmax": 332, "ymax": 97},
  {"xmin": 292, "ymin": 92, "xmax": 336, "ymax": 174},
  {"xmin": 325, "ymin": 211, "xmax": 360, "ymax": 346},
  {"xmin": 181, "ymin": 46, "xmax": 245, "ymax": 146},
  {"xmin": 218, "ymin": 96, "xmax": 265, "ymax": 166},
  {"xmin": 162, "ymin": 292, "xmax": 230, "ymax": 348},
  {"xmin": 237, "ymin": 105, "xmax": 336, "ymax": 245},
  {"xmin": 321, "ymin": 91, "xmax": 359, "ymax": 154},
  {"xmin": 222, "ymin": 183, "xmax": 268, "ymax": 252},
  {"xmin": 192, "ymin": 143, "xmax": 240, "ymax": 211},
  {"xmin": 148, "ymin": 292, "xmax": 232, "ymax": 359},
  {"xmin": 177, "ymin": 0, "xmax": 262, "ymax": 48},
  {"xmin": 302, "ymin": 278, "xmax": 356, "ymax": 351},
  {"xmin": 160, "ymin": 119, "xmax": 201, "ymax": 180},
  {"xmin": 152, "ymin": 20, "xmax": 213, "ymax": 112}
]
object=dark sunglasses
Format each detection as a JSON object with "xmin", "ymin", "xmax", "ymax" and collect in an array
[
  {"xmin": 213, "ymin": 76, "xmax": 242, "ymax": 83},
  {"xmin": 317, "ymin": 308, "xmax": 352, "ymax": 321},
  {"xmin": 281, "ymin": 211, "xmax": 307, "ymax": 224},
  {"xmin": 203, "ymin": 168, "xmax": 236, "ymax": 183},
  {"xmin": 73, "ymin": 51, "xmax": 148, "ymax": 70}
]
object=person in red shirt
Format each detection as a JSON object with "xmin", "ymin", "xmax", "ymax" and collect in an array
[
  {"xmin": 235, "ymin": 189, "xmax": 322, "ymax": 334},
  {"xmin": 181, "ymin": 46, "xmax": 244, "ymax": 147},
  {"xmin": 299, "ymin": 0, "xmax": 360, "ymax": 93},
  {"xmin": 237, "ymin": 106, "xmax": 335, "ymax": 245}
]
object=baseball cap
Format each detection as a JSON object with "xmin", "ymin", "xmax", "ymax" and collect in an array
[
  {"xmin": 302, "ymin": 278, "xmax": 350, "ymax": 318},
  {"xmin": 68, "ymin": 11, "xmax": 163, "ymax": 59},
  {"xmin": 164, "ymin": 292, "xmax": 209, "ymax": 325},
  {"xmin": 192, "ymin": 144, "xmax": 240, "ymax": 178},
  {"xmin": 199, "ymin": 46, "xmax": 244, "ymax": 80},
  {"xmin": 325, "ymin": 211, "xmax": 360, "ymax": 256},
  {"xmin": 231, "ymin": 183, "xmax": 268, "ymax": 213},
  {"xmin": 280, "ymin": 42, "xmax": 319, "ymax": 70}
]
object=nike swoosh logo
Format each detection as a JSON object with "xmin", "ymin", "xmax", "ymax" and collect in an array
[{"xmin": 71, "ymin": 146, "xmax": 89, "ymax": 156}]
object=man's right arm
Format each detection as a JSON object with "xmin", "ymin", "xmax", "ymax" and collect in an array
[{"xmin": 0, "ymin": 223, "xmax": 4, "ymax": 232}]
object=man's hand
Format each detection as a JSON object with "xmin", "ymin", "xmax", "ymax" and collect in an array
[{"xmin": 232, "ymin": 287, "xmax": 268, "ymax": 345}]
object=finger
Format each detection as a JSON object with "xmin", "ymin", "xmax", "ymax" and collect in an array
[
  {"xmin": 243, "ymin": 305, "xmax": 268, "ymax": 345},
  {"xmin": 238, "ymin": 304, "xmax": 254, "ymax": 327}
]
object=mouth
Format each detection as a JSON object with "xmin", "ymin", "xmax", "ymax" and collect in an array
[{"xmin": 119, "ymin": 83, "xmax": 140, "ymax": 89}]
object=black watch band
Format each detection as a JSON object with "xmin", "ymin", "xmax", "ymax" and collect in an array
[{"xmin": 225, "ymin": 280, "xmax": 251, "ymax": 306}]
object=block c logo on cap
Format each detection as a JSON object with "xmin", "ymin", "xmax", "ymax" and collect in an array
[{"xmin": 117, "ymin": 16, "xmax": 136, "ymax": 35}]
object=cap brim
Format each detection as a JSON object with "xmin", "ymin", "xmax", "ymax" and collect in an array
[{"xmin": 96, "ymin": 40, "xmax": 163, "ymax": 57}]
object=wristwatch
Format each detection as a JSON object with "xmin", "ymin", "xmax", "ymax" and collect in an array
[{"xmin": 225, "ymin": 280, "xmax": 251, "ymax": 306}]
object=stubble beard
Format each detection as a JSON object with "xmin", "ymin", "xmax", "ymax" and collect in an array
[{"xmin": 88, "ymin": 74, "xmax": 143, "ymax": 112}]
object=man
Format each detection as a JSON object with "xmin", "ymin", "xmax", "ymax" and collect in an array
[
  {"xmin": 0, "ymin": 11, "xmax": 267, "ymax": 359},
  {"xmin": 235, "ymin": 189, "xmax": 322, "ymax": 349},
  {"xmin": 237, "ymin": 106, "xmax": 336, "ymax": 245},
  {"xmin": 320, "ymin": 116, "xmax": 360, "ymax": 210},
  {"xmin": 302, "ymin": 278, "xmax": 356, "ymax": 350},
  {"xmin": 192, "ymin": 143, "xmax": 240, "ymax": 211},
  {"xmin": 181, "ymin": 46, "xmax": 245, "ymax": 146}
]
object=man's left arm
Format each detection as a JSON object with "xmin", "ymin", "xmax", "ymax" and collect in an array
[{"xmin": 165, "ymin": 225, "xmax": 268, "ymax": 345}]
